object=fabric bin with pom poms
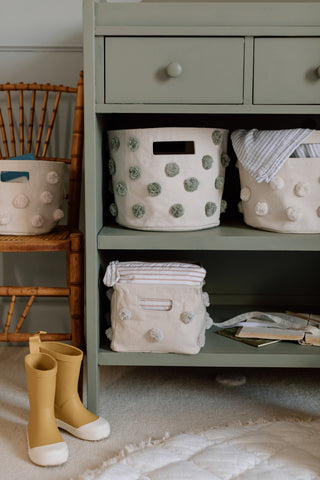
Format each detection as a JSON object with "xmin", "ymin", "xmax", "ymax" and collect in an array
[
  {"xmin": 107, "ymin": 127, "xmax": 229, "ymax": 231},
  {"xmin": 232, "ymin": 129, "xmax": 320, "ymax": 233},
  {"xmin": 103, "ymin": 261, "xmax": 213, "ymax": 354},
  {"xmin": 0, "ymin": 154, "xmax": 65, "ymax": 235}
]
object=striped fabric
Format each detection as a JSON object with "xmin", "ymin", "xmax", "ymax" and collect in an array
[
  {"xmin": 291, "ymin": 143, "xmax": 320, "ymax": 158},
  {"xmin": 103, "ymin": 261, "xmax": 206, "ymax": 287},
  {"xmin": 139, "ymin": 298, "xmax": 173, "ymax": 311},
  {"xmin": 231, "ymin": 128, "xmax": 314, "ymax": 183}
]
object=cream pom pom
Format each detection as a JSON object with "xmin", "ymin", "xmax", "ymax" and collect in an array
[
  {"xmin": 149, "ymin": 328, "xmax": 163, "ymax": 343},
  {"xmin": 12, "ymin": 194, "xmax": 29, "ymax": 209},
  {"xmin": 53, "ymin": 209, "xmax": 64, "ymax": 222},
  {"xmin": 31, "ymin": 214, "xmax": 44, "ymax": 228},
  {"xmin": 255, "ymin": 202, "xmax": 268, "ymax": 216},
  {"xmin": 40, "ymin": 191, "xmax": 53, "ymax": 204}
]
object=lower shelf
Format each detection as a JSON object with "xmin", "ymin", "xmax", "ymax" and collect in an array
[{"xmin": 99, "ymin": 327, "xmax": 320, "ymax": 368}]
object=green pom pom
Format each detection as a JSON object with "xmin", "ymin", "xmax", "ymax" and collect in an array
[
  {"xmin": 205, "ymin": 202, "xmax": 217, "ymax": 217},
  {"xmin": 220, "ymin": 199, "xmax": 227, "ymax": 213},
  {"xmin": 165, "ymin": 162, "xmax": 180, "ymax": 177},
  {"xmin": 115, "ymin": 182, "xmax": 127, "ymax": 196},
  {"xmin": 215, "ymin": 176, "xmax": 224, "ymax": 190},
  {"xmin": 170, "ymin": 203, "xmax": 184, "ymax": 218},
  {"xmin": 128, "ymin": 136, "xmax": 139, "ymax": 152},
  {"xmin": 212, "ymin": 130, "xmax": 222, "ymax": 145},
  {"xmin": 129, "ymin": 165, "xmax": 141, "ymax": 180},
  {"xmin": 221, "ymin": 153, "xmax": 230, "ymax": 168},
  {"xmin": 184, "ymin": 177, "xmax": 199, "ymax": 192},
  {"xmin": 148, "ymin": 182, "xmax": 162, "ymax": 197},
  {"xmin": 108, "ymin": 158, "xmax": 116, "ymax": 175},
  {"xmin": 110, "ymin": 136, "xmax": 120, "ymax": 152},
  {"xmin": 132, "ymin": 203, "xmax": 145, "ymax": 218},
  {"xmin": 109, "ymin": 203, "xmax": 118, "ymax": 217},
  {"xmin": 202, "ymin": 155, "xmax": 214, "ymax": 170}
]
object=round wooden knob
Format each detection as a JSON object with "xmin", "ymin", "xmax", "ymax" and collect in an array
[{"xmin": 166, "ymin": 62, "xmax": 182, "ymax": 78}]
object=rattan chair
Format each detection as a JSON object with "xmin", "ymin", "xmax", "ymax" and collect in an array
[{"xmin": 0, "ymin": 72, "xmax": 84, "ymax": 350}]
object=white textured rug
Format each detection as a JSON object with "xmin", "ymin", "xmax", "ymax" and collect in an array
[{"xmin": 75, "ymin": 419, "xmax": 320, "ymax": 480}]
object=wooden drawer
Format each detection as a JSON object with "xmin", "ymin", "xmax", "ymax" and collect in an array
[
  {"xmin": 105, "ymin": 37, "xmax": 244, "ymax": 104},
  {"xmin": 254, "ymin": 38, "xmax": 320, "ymax": 105}
]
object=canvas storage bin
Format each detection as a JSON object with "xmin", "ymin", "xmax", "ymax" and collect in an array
[
  {"xmin": 236, "ymin": 131, "xmax": 320, "ymax": 233},
  {"xmin": 107, "ymin": 127, "xmax": 229, "ymax": 231},
  {"xmin": 103, "ymin": 261, "xmax": 213, "ymax": 354},
  {"xmin": 0, "ymin": 159, "xmax": 65, "ymax": 235}
]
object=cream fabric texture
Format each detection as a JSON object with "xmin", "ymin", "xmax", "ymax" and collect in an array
[
  {"xmin": 107, "ymin": 127, "xmax": 229, "ymax": 231},
  {"xmin": 238, "ymin": 157, "xmax": 320, "ymax": 233},
  {"xmin": 0, "ymin": 160, "xmax": 65, "ymax": 235},
  {"xmin": 110, "ymin": 283, "xmax": 208, "ymax": 354},
  {"xmin": 78, "ymin": 420, "xmax": 320, "ymax": 480},
  {"xmin": 237, "ymin": 130, "xmax": 320, "ymax": 233}
]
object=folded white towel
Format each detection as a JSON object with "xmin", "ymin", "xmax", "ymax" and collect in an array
[
  {"xmin": 103, "ymin": 261, "xmax": 206, "ymax": 287},
  {"xmin": 231, "ymin": 128, "xmax": 314, "ymax": 183}
]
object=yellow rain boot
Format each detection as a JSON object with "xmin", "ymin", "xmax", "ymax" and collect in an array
[
  {"xmin": 40, "ymin": 342, "xmax": 110, "ymax": 441},
  {"xmin": 25, "ymin": 352, "xmax": 69, "ymax": 466}
]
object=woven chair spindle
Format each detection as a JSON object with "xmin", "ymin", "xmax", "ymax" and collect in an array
[{"xmin": 7, "ymin": 91, "xmax": 16, "ymax": 157}]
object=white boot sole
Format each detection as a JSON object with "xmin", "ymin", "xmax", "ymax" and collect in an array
[
  {"xmin": 27, "ymin": 430, "xmax": 69, "ymax": 467},
  {"xmin": 56, "ymin": 417, "xmax": 110, "ymax": 441}
]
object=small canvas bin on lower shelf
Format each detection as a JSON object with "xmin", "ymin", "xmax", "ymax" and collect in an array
[
  {"xmin": 107, "ymin": 127, "xmax": 229, "ymax": 231},
  {"xmin": 236, "ymin": 131, "xmax": 320, "ymax": 233},
  {"xmin": 104, "ymin": 261, "xmax": 213, "ymax": 354},
  {"xmin": 0, "ymin": 159, "xmax": 65, "ymax": 235}
]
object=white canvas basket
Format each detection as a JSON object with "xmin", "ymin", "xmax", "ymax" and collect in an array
[
  {"xmin": 104, "ymin": 261, "xmax": 212, "ymax": 354},
  {"xmin": 107, "ymin": 127, "xmax": 229, "ymax": 231},
  {"xmin": 0, "ymin": 160, "xmax": 65, "ymax": 235},
  {"xmin": 108, "ymin": 283, "xmax": 210, "ymax": 354},
  {"xmin": 238, "ymin": 131, "xmax": 320, "ymax": 233}
]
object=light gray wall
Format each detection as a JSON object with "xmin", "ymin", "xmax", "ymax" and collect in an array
[{"xmin": 0, "ymin": 0, "xmax": 83, "ymax": 335}]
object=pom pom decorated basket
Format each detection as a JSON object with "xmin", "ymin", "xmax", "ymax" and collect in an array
[
  {"xmin": 0, "ymin": 159, "xmax": 65, "ymax": 235},
  {"xmin": 103, "ymin": 261, "xmax": 213, "ymax": 354},
  {"xmin": 237, "ymin": 131, "xmax": 320, "ymax": 233},
  {"xmin": 107, "ymin": 127, "xmax": 229, "ymax": 231}
]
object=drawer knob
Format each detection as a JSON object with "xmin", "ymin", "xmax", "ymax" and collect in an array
[
  {"xmin": 316, "ymin": 66, "xmax": 320, "ymax": 78},
  {"xmin": 166, "ymin": 62, "xmax": 182, "ymax": 78}
]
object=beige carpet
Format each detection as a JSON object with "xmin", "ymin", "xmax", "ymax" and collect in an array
[{"xmin": 0, "ymin": 345, "xmax": 319, "ymax": 480}]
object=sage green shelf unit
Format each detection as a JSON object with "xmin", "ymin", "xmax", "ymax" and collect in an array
[{"xmin": 83, "ymin": 0, "xmax": 320, "ymax": 414}]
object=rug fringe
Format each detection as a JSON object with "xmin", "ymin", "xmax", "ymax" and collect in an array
[{"xmin": 72, "ymin": 432, "xmax": 170, "ymax": 480}]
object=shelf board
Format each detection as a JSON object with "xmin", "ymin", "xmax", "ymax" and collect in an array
[
  {"xmin": 99, "ymin": 327, "xmax": 320, "ymax": 368},
  {"xmin": 98, "ymin": 221, "xmax": 320, "ymax": 251}
]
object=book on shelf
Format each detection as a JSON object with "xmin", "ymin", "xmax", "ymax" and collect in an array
[
  {"xmin": 216, "ymin": 327, "xmax": 280, "ymax": 348},
  {"xmin": 236, "ymin": 325, "xmax": 305, "ymax": 341}
]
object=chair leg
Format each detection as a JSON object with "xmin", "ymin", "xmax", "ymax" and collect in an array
[{"xmin": 68, "ymin": 232, "xmax": 85, "ymax": 398}]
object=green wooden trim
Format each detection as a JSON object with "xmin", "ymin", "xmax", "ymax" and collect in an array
[
  {"xmin": 95, "ymin": 104, "xmax": 320, "ymax": 114},
  {"xmin": 96, "ymin": 26, "xmax": 320, "ymax": 37},
  {"xmin": 98, "ymin": 224, "xmax": 320, "ymax": 252},
  {"xmin": 243, "ymin": 37, "xmax": 254, "ymax": 105},
  {"xmin": 95, "ymin": 37, "xmax": 104, "ymax": 105},
  {"xmin": 94, "ymin": 2, "xmax": 320, "ymax": 29},
  {"xmin": 98, "ymin": 328, "xmax": 320, "ymax": 368}
]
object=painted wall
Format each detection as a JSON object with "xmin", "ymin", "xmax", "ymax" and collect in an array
[{"xmin": 0, "ymin": 0, "xmax": 83, "ymax": 336}]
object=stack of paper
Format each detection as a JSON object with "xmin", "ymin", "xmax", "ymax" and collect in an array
[{"xmin": 214, "ymin": 311, "xmax": 320, "ymax": 346}]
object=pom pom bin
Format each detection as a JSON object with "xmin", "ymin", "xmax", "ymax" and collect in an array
[
  {"xmin": 238, "ymin": 132, "xmax": 320, "ymax": 233},
  {"xmin": 0, "ymin": 160, "xmax": 65, "ymax": 235},
  {"xmin": 109, "ymin": 283, "xmax": 209, "ymax": 354},
  {"xmin": 107, "ymin": 127, "xmax": 229, "ymax": 231}
]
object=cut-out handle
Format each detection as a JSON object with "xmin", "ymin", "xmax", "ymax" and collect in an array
[
  {"xmin": 139, "ymin": 298, "xmax": 173, "ymax": 311},
  {"xmin": 153, "ymin": 141, "xmax": 195, "ymax": 155},
  {"xmin": 1, "ymin": 171, "xmax": 30, "ymax": 182}
]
